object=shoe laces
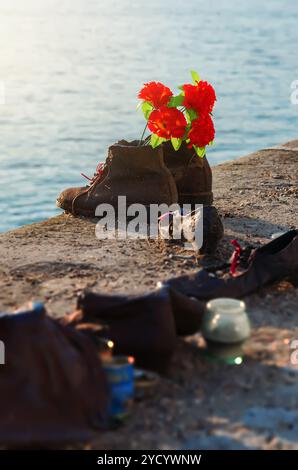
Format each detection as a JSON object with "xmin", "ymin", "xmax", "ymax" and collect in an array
[{"xmin": 81, "ymin": 162, "xmax": 105, "ymax": 185}]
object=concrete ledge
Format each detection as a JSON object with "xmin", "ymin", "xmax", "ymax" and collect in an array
[{"xmin": 0, "ymin": 141, "xmax": 297, "ymax": 449}]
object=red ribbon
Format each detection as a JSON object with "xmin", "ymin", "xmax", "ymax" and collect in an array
[{"xmin": 230, "ymin": 239, "xmax": 242, "ymax": 277}]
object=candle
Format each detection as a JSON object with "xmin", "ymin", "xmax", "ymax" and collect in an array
[
  {"xmin": 202, "ymin": 298, "xmax": 251, "ymax": 364},
  {"xmin": 98, "ymin": 338, "xmax": 114, "ymax": 362},
  {"xmin": 102, "ymin": 356, "xmax": 135, "ymax": 421}
]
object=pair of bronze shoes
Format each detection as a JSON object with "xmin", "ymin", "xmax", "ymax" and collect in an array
[
  {"xmin": 56, "ymin": 140, "xmax": 214, "ymax": 215},
  {"xmin": 56, "ymin": 140, "xmax": 223, "ymax": 253}
]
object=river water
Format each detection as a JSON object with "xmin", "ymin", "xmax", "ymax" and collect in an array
[{"xmin": 0, "ymin": 0, "xmax": 297, "ymax": 232}]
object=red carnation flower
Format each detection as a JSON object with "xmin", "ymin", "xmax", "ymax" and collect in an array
[
  {"xmin": 148, "ymin": 106, "xmax": 187, "ymax": 139},
  {"xmin": 138, "ymin": 82, "xmax": 173, "ymax": 108},
  {"xmin": 183, "ymin": 80, "xmax": 216, "ymax": 115},
  {"xmin": 188, "ymin": 114, "xmax": 215, "ymax": 148}
]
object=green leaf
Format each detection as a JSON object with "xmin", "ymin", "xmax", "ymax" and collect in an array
[
  {"xmin": 171, "ymin": 137, "xmax": 182, "ymax": 151},
  {"xmin": 193, "ymin": 146, "xmax": 206, "ymax": 158},
  {"xmin": 168, "ymin": 94, "xmax": 184, "ymax": 107},
  {"xmin": 208, "ymin": 140, "xmax": 214, "ymax": 146},
  {"xmin": 142, "ymin": 101, "xmax": 153, "ymax": 120},
  {"xmin": 177, "ymin": 85, "xmax": 185, "ymax": 92},
  {"xmin": 150, "ymin": 133, "xmax": 159, "ymax": 148},
  {"xmin": 150, "ymin": 134, "xmax": 166, "ymax": 148},
  {"xmin": 186, "ymin": 109, "xmax": 198, "ymax": 123},
  {"xmin": 191, "ymin": 70, "xmax": 200, "ymax": 84}
]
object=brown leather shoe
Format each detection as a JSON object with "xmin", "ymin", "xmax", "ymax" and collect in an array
[
  {"xmin": 76, "ymin": 287, "xmax": 205, "ymax": 340},
  {"xmin": 56, "ymin": 140, "xmax": 178, "ymax": 216},
  {"xmin": 163, "ymin": 230, "xmax": 298, "ymax": 300},
  {"xmin": 163, "ymin": 141, "xmax": 213, "ymax": 206},
  {"xmin": 76, "ymin": 288, "xmax": 178, "ymax": 373},
  {"xmin": 0, "ymin": 302, "xmax": 109, "ymax": 446}
]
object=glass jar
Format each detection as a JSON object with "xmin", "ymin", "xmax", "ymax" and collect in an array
[{"xmin": 202, "ymin": 298, "xmax": 251, "ymax": 364}]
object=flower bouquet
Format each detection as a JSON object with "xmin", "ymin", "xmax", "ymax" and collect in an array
[
  {"xmin": 57, "ymin": 71, "xmax": 218, "ymax": 217},
  {"xmin": 137, "ymin": 71, "xmax": 216, "ymax": 158}
]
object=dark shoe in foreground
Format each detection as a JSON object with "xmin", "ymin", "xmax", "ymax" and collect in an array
[
  {"xmin": 168, "ymin": 288, "xmax": 205, "ymax": 336},
  {"xmin": 77, "ymin": 289, "xmax": 177, "ymax": 373},
  {"xmin": 77, "ymin": 287, "xmax": 205, "ymax": 337},
  {"xmin": 163, "ymin": 141, "xmax": 213, "ymax": 206},
  {"xmin": 163, "ymin": 230, "xmax": 298, "ymax": 299},
  {"xmin": 56, "ymin": 140, "xmax": 178, "ymax": 216},
  {"xmin": 0, "ymin": 302, "xmax": 109, "ymax": 446},
  {"xmin": 74, "ymin": 287, "xmax": 205, "ymax": 371}
]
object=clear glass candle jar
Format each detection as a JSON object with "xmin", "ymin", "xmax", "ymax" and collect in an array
[{"xmin": 202, "ymin": 298, "xmax": 251, "ymax": 364}]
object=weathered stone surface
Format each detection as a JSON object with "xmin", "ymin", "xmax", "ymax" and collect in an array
[
  {"xmin": 244, "ymin": 407, "xmax": 298, "ymax": 431},
  {"xmin": 243, "ymin": 406, "xmax": 298, "ymax": 445},
  {"xmin": 0, "ymin": 140, "xmax": 297, "ymax": 450}
]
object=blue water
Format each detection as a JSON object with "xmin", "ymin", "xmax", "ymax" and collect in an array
[{"xmin": 0, "ymin": 0, "xmax": 297, "ymax": 232}]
